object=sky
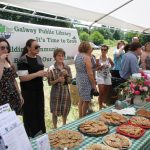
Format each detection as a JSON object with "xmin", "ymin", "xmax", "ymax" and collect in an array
[{"xmin": 43, "ymin": 0, "xmax": 150, "ymax": 28}]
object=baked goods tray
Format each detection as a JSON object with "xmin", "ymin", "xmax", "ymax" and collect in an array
[
  {"xmin": 116, "ymin": 124, "xmax": 145, "ymax": 139},
  {"xmin": 78, "ymin": 126, "xmax": 109, "ymax": 137}
]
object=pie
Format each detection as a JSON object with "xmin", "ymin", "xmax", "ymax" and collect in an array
[
  {"xmin": 103, "ymin": 133, "xmax": 131, "ymax": 149},
  {"xmin": 99, "ymin": 112, "xmax": 127, "ymax": 125},
  {"xmin": 129, "ymin": 116, "xmax": 150, "ymax": 127},
  {"xmin": 116, "ymin": 124, "xmax": 144, "ymax": 138},
  {"xmin": 78, "ymin": 120, "xmax": 108, "ymax": 136},
  {"xmin": 136, "ymin": 108, "xmax": 150, "ymax": 119},
  {"xmin": 86, "ymin": 143, "xmax": 117, "ymax": 150},
  {"xmin": 48, "ymin": 130, "xmax": 83, "ymax": 149}
]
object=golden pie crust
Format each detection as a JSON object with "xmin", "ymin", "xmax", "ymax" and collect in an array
[
  {"xmin": 79, "ymin": 120, "xmax": 108, "ymax": 135},
  {"xmin": 48, "ymin": 130, "xmax": 83, "ymax": 149},
  {"xmin": 99, "ymin": 112, "xmax": 127, "ymax": 125},
  {"xmin": 136, "ymin": 109, "xmax": 150, "ymax": 119},
  {"xmin": 117, "ymin": 124, "xmax": 143, "ymax": 136},
  {"xmin": 129, "ymin": 116, "xmax": 150, "ymax": 126},
  {"xmin": 103, "ymin": 134, "xmax": 131, "ymax": 149}
]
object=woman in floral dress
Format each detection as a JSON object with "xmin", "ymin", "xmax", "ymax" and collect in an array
[{"xmin": 0, "ymin": 38, "xmax": 23, "ymax": 115}]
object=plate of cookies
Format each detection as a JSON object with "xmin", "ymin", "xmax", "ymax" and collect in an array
[
  {"xmin": 102, "ymin": 133, "xmax": 132, "ymax": 149},
  {"xmin": 48, "ymin": 130, "xmax": 83, "ymax": 149},
  {"xmin": 78, "ymin": 120, "xmax": 109, "ymax": 137},
  {"xmin": 99, "ymin": 112, "xmax": 127, "ymax": 126}
]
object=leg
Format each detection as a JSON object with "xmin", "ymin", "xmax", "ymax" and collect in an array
[
  {"xmin": 98, "ymin": 84, "xmax": 105, "ymax": 109},
  {"xmin": 52, "ymin": 113, "xmax": 58, "ymax": 129},
  {"xmin": 82, "ymin": 101, "xmax": 90, "ymax": 117},
  {"xmin": 62, "ymin": 115, "xmax": 67, "ymax": 125},
  {"xmin": 78, "ymin": 99, "xmax": 83, "ymax": 118}
]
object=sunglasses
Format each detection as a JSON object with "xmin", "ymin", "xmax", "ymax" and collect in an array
[
  {"xmin": 101, "ymin": 49, "xmax": 107, "ymax": 51},
  {"xmin": 34, "ymin": 45, "xmax": 40, "ymax": 49},
  {"xmin": 0, "ymin": 46, "xmax": 9, "ymax": 51}
]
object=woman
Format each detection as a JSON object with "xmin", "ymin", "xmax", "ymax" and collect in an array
[
  {"xmin": 113, "ymin": 41, "xmax": 125, "ymax": 77},
  {"xmin": 75, "ymin": 41, "xmax": 96, "ymax": 118},
  {"xmin": 0, "ymin": 38, "xmax": 23, "ymax": 114},
  {"xmin": 141, "ymin": 42, "xmax": 150, "ymax": 70},
  {"xmin": 96, "ymin": 45, "xmax": 114, "ymax": 109},
  {"xmin": 48, "ymin": 48, "xmax": 72, "ymax": 128},
  {"xmin": 17, "ymin": 39, "xmax": 46, "ymax": 137}
]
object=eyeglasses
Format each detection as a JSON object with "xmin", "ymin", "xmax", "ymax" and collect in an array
[
  {"xmin": 34, "ymin": 45, "xmax": 40, "ymax": 49},
  {"xmin": 101, "ymin": 49, "xmax": 107, "ymax": 51},
  {"xmin": 0, "ymin": 46, "xmax": 9, "ymax": 51}
]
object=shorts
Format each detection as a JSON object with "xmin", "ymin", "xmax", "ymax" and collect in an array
[{"xmin": 96, "ymin": 75, "xmax": 112, "ymax": 85}]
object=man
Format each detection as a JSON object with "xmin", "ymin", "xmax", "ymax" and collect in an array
[
  {"xmin": 132, "ymin": 36, "xmax": 140, "ymax": 43},
  {"xmin": 120, "ymin": 42, "xmax": 142, "ymax": 80}
]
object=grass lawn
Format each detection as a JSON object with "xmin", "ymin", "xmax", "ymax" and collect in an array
[{"xmin": 44, "ymin": 48, "xmax": 114, "ymax": 131}]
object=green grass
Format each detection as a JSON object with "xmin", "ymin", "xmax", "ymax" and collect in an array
[{"xmin": 44, "ymin": 47, "xmax": 115, "ymax": 131}]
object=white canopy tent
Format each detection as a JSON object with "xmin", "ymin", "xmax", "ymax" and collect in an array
[{"xmin": 0, "ymin": 0, "xmax": 149, "ymax": 33}]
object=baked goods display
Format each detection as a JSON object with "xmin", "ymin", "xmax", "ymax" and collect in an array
[
  {"xmin": 99, "ymin": 112, "xmax": 127, "ymax": 125},
  {"xmin": 129, "ymin": 116, "xmax": 150, "ymax": 129},
  {"xmin": 116, "ymin": 124, "xmax": 145, "ymax": 139},
  {"xmin": 78, "ymin": 120, "xmax": 108, "ymax": 136},
  {"xmin": 103, "ymin": 133, "xmax": 131, "ymax": 149},
  {"xmin": 86, "ymin": 143, "xmax": 117, "ymax": 150},
  {"xmin": 48, "ymin": 130, "xmax": 83, "ymax": 149},
  {"xmin": 136, "ymin": 108, "xmax": 150, "ymax": 119}
]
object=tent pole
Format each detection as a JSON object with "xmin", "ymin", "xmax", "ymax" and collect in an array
[{"xmin": 89, "ymin": 0, "xmax": 134, "ymax": 29}]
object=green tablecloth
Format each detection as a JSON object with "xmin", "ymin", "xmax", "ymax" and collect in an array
[{"xmin": 31, "ymin": 102, "xmax": 150, "ymax": 150}]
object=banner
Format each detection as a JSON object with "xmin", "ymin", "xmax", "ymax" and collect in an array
[{"xmin": 0, "ymin": 19, "xmax": 80, "ymax": 67}]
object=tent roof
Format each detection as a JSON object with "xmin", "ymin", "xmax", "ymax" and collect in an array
[{"xmin": 0, "ymin": 0, "xmax": 149, "ymax": 33}]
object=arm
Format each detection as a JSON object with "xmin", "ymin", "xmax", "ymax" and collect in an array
[
  {"xmin": 140, "ymin": 52, "xmax": 146, "ymax": 70},
  {"xmin": 115, "ymin": 47, "xmax": 124, "ymax": 58},
  {"xmin": 14, "ymin": 79, "xmax": 24, "ymax": 106},
  {"xmin": 0, "ymin": 54, "xmax": 8, "ymax": 80},
  {"xmin": 84, "ymin": 56, "xmax": 96, "ymax": 88},
  {"xmin": 109, "ymin": 57, "xmax": 114, "ymax": 68},
  {"xmin": 19, "ymin": 70, "xmax": 45, "ymax": 82}
]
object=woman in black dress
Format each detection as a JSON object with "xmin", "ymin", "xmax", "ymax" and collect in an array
[
  {"xmin": 17, "ymin": 39, "xmax": 47, "ymax": 137},
  {"xmin": 0, "ymin": 38, "xmax": 23, "ymax": 114}
]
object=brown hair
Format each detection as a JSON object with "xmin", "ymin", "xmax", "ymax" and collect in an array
[
  {"xmin": 20, "ymin": 39, "xmax": 36, "ymax": 57},
  {"xmin": 144, "ymin": 42, "xmax": 150, "ymax": 51},
  {"xmin": 101, "ymin": 44, "xmax": 109, "ymax": 50},
  {"xmin": 130, "ymin": 42, "xmax": 142, "ymax": 51},
  {"xmin": 78, "ymin": 41, "xmax": 91, "ymax": 53},
  {"xmin": 117, "ymin": 40, "xmax": 125, "ymax": 49},
  {"xmin": 0, "ymin": 38, "xmax": 11, "ymax": 53},
  {"xmin": 53, "ymin": 48, "xmax": 66, "ymax": 58}
]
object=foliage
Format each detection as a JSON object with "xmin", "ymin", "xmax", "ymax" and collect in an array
[
  {"xmin": 113, "ymin": 30, "xmax": 124, "ymax": 40},
  {"xmin": 124, "ymin": 32, "xmax": 139, "ymax": 43},
  {"xmin": 89, "ymin": 31, "xmax": 104, "ymax": 45},
  {"xmin": 104, "ymin": 39, "xmax": 118, "ymax": 47},
  {"xmin": 120, "ymin": 72, "xmax": 150, "ymax": 100},
  {"xmin": 139, "ymin": 34, "xmax": 150, "ymax": 45},
  {"xmin": 0, "ymin": 9, "xmax": 72, "ymax": 28},
  {"xmin": 79, "ymin": 31, "xmax": 89, "ymax": 41}
]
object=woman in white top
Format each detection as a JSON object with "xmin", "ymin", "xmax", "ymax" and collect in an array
[{"xmin": 96, "ymin": 45, "xmax": 114, "ymax": 109}]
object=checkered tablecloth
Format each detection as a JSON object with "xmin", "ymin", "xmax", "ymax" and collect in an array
[{"xmin": 31, "ymin": 102, "xmax": 150, "ymax": 150}]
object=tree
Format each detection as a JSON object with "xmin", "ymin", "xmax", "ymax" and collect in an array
[
  {"xmin": 89, "ymin": 31, "xmax": 104, "ymax": 45},
  {"xmin": 124, "ymin": 32, "xmax": 139, "ymax": 43},
  {"xmin": 79, "ymin": 31, "xmax": 89, "ymax": 41},
  {"xmin": 113, "ymin": 30, "xmax": 124, "ymax": 40},
  {"xmin": 139, "ymin": 34, "xmax": 150, "ymax": 45}
]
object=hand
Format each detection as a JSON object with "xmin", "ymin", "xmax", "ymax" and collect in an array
[
  {"xmin": 0, "ymin": 53, "xmax": 9, "ymax": 62},
  {"xmin": 36, "ymin": 70, "xmax": 47, "ymax": 77},
  {"xmin": 57, "ymin": 76, "xmax": 65, "ymax": 83}
]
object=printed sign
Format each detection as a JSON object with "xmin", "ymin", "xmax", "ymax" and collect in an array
[{"xmin": 0, "ymin": 19, "xmax": 80, "ymax": 67}]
